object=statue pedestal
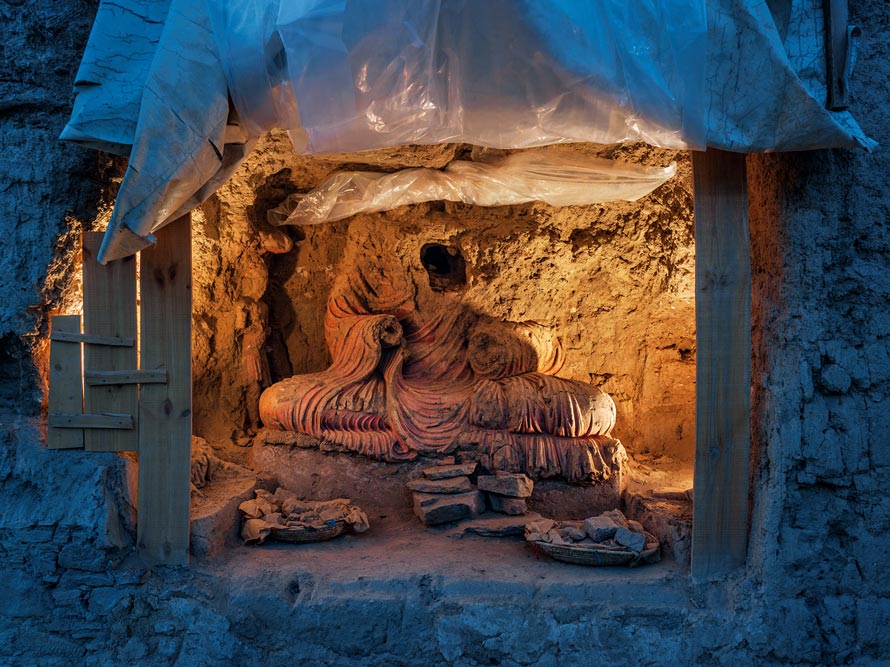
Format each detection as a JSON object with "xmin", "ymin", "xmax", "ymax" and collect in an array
[
  {"xmin": 251, "ymin": 431, "xmax": 425, "ymax": 520},
  {"xmin": 250, "ymin": 429, "xmax": 626, "ymax": 522},
  {"xmin": 528, "ymin": 474, "xmax": 626, "ymax": 521}
]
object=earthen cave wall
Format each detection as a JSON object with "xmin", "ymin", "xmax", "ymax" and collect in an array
[{"xmin": 194, "ymin": 138, "xmax": 696, "ymax": 462}]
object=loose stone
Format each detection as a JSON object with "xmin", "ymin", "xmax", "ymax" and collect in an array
[
  {"xmin": 407, "ymin": 476, "xmax": 473, "ymax": 494},
  {"xmin": 422, "ymin": 462, "xmax": 478, "ymax": 480},
  {"xmin": 557, "ymin": 523, "xmax": 587, "ymax": 542},
  {"xmin": 614, "ymin": 526, "xmax": 646, "ymax": 552},
  {"xmin": 460, "ymin": 512, "xmax": 543, "ymax": 537},
  {"xmin": 583, "ymin": 515, "xmax": 622, "ymax": 541},
  {"xmin": 413, "ymin": 490, "xmax": 484, "ymax": 525},
  {"xmin": 476, "ymin": 473, "xmax": 534, "ymax": 498},
  {"xmin": 488, "ymin": 494, "xmax": 527, "ymax": 515}
]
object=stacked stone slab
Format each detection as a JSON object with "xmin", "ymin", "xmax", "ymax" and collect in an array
[
  {"xmin": 477, "ymin": 473, "xmax": 534, "ymax": 516},
  {"xmin": 410, "ymin": 462, "xmax": 484, "ymax": 526}
]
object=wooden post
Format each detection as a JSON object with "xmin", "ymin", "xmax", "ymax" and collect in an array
[
  {"xmin": 47, "ymin": 315, "xmax": 84, "ymax": 450},
  {"xmin": 137, "ymin": 216, "xmax": 193, "ymax": 565},
  {"xmin": 824, "ymin": 0, "xmax": 852, "ymax": 110},
  {"xmin": 691, "ymin": 149, "xmax": 751, "ymax": 579},
  {"xmin": 82, "ymin": 232, "xmax": 138, "ymax": 452}
]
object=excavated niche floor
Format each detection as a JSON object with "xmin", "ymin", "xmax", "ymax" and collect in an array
[
  {"xmin": 173, "ymin": 518, "xmax": 702, "ymax": 666},
  {"xmin": 204, "ymin": 512, "xmax": 692, "ymax": 607},
  {"xmin": 192, "ymin": 455, "xmax": 695, "ymax": 595}
]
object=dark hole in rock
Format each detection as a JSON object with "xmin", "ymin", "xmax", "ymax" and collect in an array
[{"xmin": 420, "ymin": 243, "xmax": 467, "ymax": 292}]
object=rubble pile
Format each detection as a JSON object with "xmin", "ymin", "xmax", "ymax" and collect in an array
[
  {"xmin": 239, "ymin": 488, "xmax": 369, "ymax": 544},
  {"xmin": 409, "ymin": 461, "xmax": 484, "ymax": 526},
  {"xmin": 525, "ymin": 508, "xmax": 658, "ymax": 563}
]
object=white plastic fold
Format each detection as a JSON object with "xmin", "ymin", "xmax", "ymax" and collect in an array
[{"xmin": 267, "ymin": 152, "xmax": 677, "ymax": 226}]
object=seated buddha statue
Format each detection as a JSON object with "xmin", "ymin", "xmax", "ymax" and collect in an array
[{"xmin": 259, "ymin": 227, "xmax": 625, "ymax": 484}]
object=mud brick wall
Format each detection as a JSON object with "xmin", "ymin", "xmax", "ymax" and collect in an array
[{"xmin": 0, "ymin": 1, "xmax": 888, "ymax": 664}]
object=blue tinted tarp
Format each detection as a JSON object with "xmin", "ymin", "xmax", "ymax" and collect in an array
[
  {"xmin": 271, "ymin": 0, "xmax": 708, "ymax": 151},
  {"xmin": 61, "ymin": 0, "xmax": 875, "ymax": 262}
]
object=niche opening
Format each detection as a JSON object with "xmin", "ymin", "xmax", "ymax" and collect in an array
[{"xmin": 420, "ymin": 243, "xmax": 467, "ymax": 292}]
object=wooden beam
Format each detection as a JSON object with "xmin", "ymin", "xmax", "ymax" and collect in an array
[
  {"xmin": 137, "ymin": 216, "xmax": 192, "ymax": 565},
  {"xmin": 50, "ymin": 331, "xmax": 135, "ymax": 347},
  {"xmin": 49, "ymin": 413, "xmax": 134, "ymax": 429},
  {"xmin": 824, "ymin": 0, "xmax": 852, "ymax": 110},
  {"xmin": 84, "ymin": 369, "xmax": 167, "ymax": 386},
  {"xmin": 82, "ymin": 231, "xmax": 139, "ymax": 452},
  {"xmin": 691, "ymin": 149, "xmax": 751, "ymax": 580},
  {"xmin": 47, "ymin": 315, "xmax": 84, "ymax": 449}
]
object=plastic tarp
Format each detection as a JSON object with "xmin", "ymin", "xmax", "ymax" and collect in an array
[
  {"xmin": 61, "ymin": 0, "xmax": 876, "ymax": 262},
  {"xmin": 59, "ymin": 0, "xmax": 170, "ymax": 157},
  {"xmin": 271, "ymin": 0, "xmax": 708, "ymax": 152},
  {"xmin": 267, "ymin": 151, "xmax": 678, "ymax": 226}
]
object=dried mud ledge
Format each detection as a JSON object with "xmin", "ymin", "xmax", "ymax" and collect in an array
[{"xmin": 189, "ymin": 427, "xmax": 693, "ymax": 563}]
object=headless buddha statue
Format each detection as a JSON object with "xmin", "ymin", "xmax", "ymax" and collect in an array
[{"xmin": 259, "ymin": 229, "xmax": 625, "ymax": 484}]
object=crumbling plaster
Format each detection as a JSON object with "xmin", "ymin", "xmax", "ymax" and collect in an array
[{"xmin": 0, "ymin": 0, "xmax": 888, "ymax": 665}]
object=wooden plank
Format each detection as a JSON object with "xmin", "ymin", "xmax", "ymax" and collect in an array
[
  {"xmin": 50, "ymin": 331, "xmax": 135, "ymax": 347},
  {"xmin": 47, "ymin": 315, "xmax": 84, "ymax": 449},
  {"xmin": 82, "ymin": 231, "xmax": 138, "ymax": 452},
  {"xmin": 691, "ymin": 149, "xmax": 751, "ymax": 580},
  {"xmin": 84, "ymin": 369, "xmax": 167, "ymax": 386},
  {"xmin": 824, "ymin": 0, "xmax": 851, "ymax": 110},
  {"xmin": 49, "ymin": 413, "xmax": 134, "ymax": 429},
  {"xmin": 137, "ymin": 215, "xmax": 192, "ymax": 565}
]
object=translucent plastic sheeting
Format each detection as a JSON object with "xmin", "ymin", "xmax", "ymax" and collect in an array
[
  {"xmin": 703, "ymin": 0, "xmax": 874, "ymax": 152},
  {"xmin": 205, "ymin": 0, "xmax": 300, "ymax": 137},
  {"xmin": 267, "ymin": 152, "xmax": 677, "ymax": 226},
  {"xmin": 271, "ymin": 0, "xmax": 708, "ymax": 152},
  {"xmin": 84, "ymin": 0, "xmax": 247, "ymax": 262},
  {"xmin": 61, "ymin": 0, "xmax": 876, "ymax": 263}
]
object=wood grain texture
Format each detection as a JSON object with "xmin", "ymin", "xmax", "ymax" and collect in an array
[
  {"xmin": 691, "ymin": 149, "xmax": 751, "ymax": 580},
  {"xmin": 137, "ymin": 216, "xmax": 192, "ymax": 565},
  {"xmin": 82, "ymin": 231, "xmax": 138, "ymax": 452},
  {"xmin": 49, "ymin": 413, "xmax": 133, "ymax": 429},
  {"xmin": 47, "ymin": 315, "xmax": 84, "ymax": 449},
  {"xmin": 50, "ymin": 331, "xmax": 134, "ymax": 347},
  {"xmin": 84, "ymin": 369, "xmax": 167, "ymax": 385}
]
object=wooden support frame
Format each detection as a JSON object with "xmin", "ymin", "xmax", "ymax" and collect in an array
[
  {"xmin": 47, "ymin": 315, "xmax": 84, "ymax": 450},
  {"xmin": 50, "ymin": 331, "xmax": 135, "ymax": 347},
  {"xmin": 84, "ymin": 369, "xmax": 167, "ymax": 386},
  {"xmin": 691, "ymin": 149, "xmax": 751, "ymax": 580},
  {"xmin": 49, "ymin": 413, "xmax": 134, "ymax": 429},
  {"xmin": 47, "ymin": 219, "xmax": 193, "ymax": 565},
  {"xmin": 137, "ymin": 216, "xmax": 193, "ymax": 566},
  {"xmin": 82, "ymin": 232, "xmax": 139, "ymax": 452},
  {"xmin": 824, "ymin": 0, "xmax": 853, "ymax": 110}
]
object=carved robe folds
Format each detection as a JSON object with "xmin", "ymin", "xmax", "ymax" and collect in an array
[{"xmin": 260, "ymin": 247, "xmax": 625, "ymax": 484}]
